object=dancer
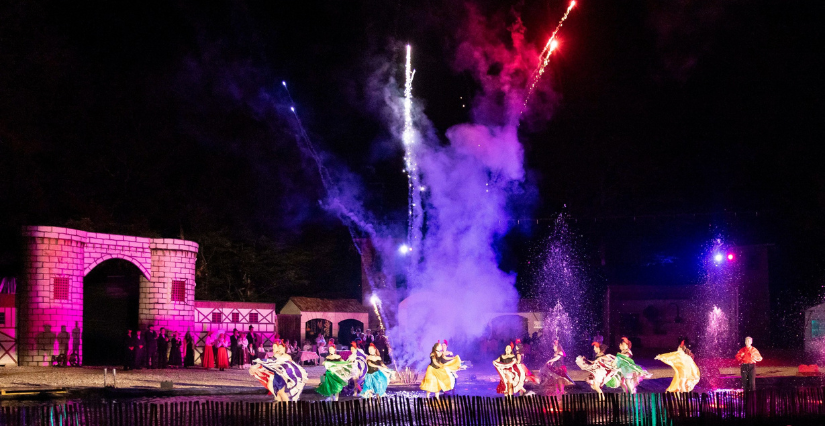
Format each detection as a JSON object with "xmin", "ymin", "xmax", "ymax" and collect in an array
[
  {"xmin": 539, "ymin": 339, "xmax": 573, "ymax": 396},
  {"xmin": 493, "ymin": 343, "xmax": 526, "ymax": 396},
  {"xmin": 168, "ymin": 331, "xmax": 182, "ymax": 367},
  {"xmin": 249, "ymin": 339, "xmax": 308, "ymax": 402},
  {"xmin": 343, "ymin": 340, "xmax": 368, "ymax": 397},
  {"xmin": 216, "ymin": 333, "xmax": 230, "ymax": 371},
  {"xmin": 421, "ymin": 342, "xmax": 460, "ymax": 398},
  {"xmin": 575, "ymin": 342, "xmax": 619, "ymax": 397},
  {"xmin": 441, "ymin": 340, "xmax": 461, "ymax": 393},
  {"xmin": 655, "ymin": 341, "xmax": 700, "ymax": 392},
  {"xmin": 316, "ymin": 346, "xmax": 352, "ymax": 401},
  {"xmin": 611, "ymin": 337, "xmax": 652, "ymax": 394},
  {"xmin": 734, "ymin": 336, "xmax": 762, "ymax": 392},
  {"xmin": 202, "ymin": 332, "xmax": 215, "ymax": 369},
  {"xmin": 361, "ymin": 344, "xmax": 393, "ymax": 398},
  {"xmin": 514, "ymin": 343, "xmax": 538, "ymax": 395},
  {"xmin": 184, "ymin": 330, "xmax": 195, "ymax": 367}
]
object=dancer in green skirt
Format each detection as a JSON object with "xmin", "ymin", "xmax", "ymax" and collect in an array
[
  {"xmin": 606, "ymin": 337, "xmax": 652, "ymax": 394},
  {"xmin": 316, "ymin": 346, "xmax": 353, "ymax": 401}
]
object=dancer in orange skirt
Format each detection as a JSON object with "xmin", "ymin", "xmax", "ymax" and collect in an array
[
  {"xmin": 420, "ymin": 342, "xmax": 463, "ymax": 398},
  {"xmin": 202, "ymin": 332, "xmax": 215, "ymax": 369},
  {"xmin": 216, "ymin": 333, "xmax": 230, "ymax": 371}
]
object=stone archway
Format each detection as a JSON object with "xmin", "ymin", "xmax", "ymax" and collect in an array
[
  {"xmin": 82, "ymin": 259, "xmax": 144, "ymax": 365},
  {"xmin": 17, "ymin": 226, "xmax": 199, "ymax": 366}
]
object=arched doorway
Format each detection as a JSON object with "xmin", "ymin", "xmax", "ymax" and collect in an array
[
  {"xmin": 337, "ymin": 319, "xmax": 364, "ymax": 347},
  {"xmin": 83, "ymin": 259, "xmax": 142, "ymax": 365},
  {"xmin": 305, "ymin": 318, "xmax": 332, "ymax": 343}
]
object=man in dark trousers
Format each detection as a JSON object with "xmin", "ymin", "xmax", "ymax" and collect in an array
[
  {"xmin": 124, "ymin": 330, "xmax": 136, "ymax": 370},
  {"xmin": 157, "ymin": 327, "xmax": 169, "ymax": 369},
  {"xmin": 247, "ymin": 325, "xmax": 258, "ymax": 361},
  {"xmin": 230, "ymin": 329, "xmax": 241, "ymax": 367},
  {"xmin": 145, "ymin": 325, "xmax": 158, "ymax": 368},
  {"xmin": 735, "ymin": 336, "xmax": 763, "ymax": 391}
]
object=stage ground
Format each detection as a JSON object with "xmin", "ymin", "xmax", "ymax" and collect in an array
[{"xmin": 1, "ymin": 357, "xmax": 822, "ymax": 402}]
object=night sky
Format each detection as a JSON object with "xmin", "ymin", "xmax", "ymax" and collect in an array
[{"xmin": 1, "ymin": 1, "xmax": 824, "ymax": 340}]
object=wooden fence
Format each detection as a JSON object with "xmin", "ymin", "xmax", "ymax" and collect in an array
[{"xmin": 1, "ymin": 388, "xmax": 824, "ymax": 426}]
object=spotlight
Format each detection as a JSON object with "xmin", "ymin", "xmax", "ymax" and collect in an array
[
  {"xmin": 398, "ymin": 244, "xmax": 410, "ymax": 254},
  {"xmin": 727, "ymin": 253, "xmax": 735, "ymax": 261},
  {"xmin": 713, "ymin": 253, "xmax": 723, "ymax": 263}
]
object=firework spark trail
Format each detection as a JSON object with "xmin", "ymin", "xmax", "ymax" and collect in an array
[
  {"xmin": 283, "ymin": 82, "xmax": 398, "ymax": 334},
  {"xmin": 520, "ymin": 0, "xmax": 576, "ymax": 117},
  {"xmin": 402, "ymin": 45, "xmax": 424, "ymax": 281},
  {"xmin": 281, "ymin": 82, "xmax": 388, "ymax": 328}
]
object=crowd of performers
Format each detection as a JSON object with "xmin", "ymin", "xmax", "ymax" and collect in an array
[
  {"xmin": 248, "ymin": 339, "xmax": 395, "ymax": 402},
  {"xmin": 123, "ymin": 325, "xmax": 196, "ymax": 370},
  {"xmin": 244, "ymin": 334, "xmax": 766, "ymax": 401}
]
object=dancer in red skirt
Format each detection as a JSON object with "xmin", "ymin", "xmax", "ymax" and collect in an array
[
  {"xmin": 202, "ymin": 332, "xmax": 216, "ymax": 369},
  {"xmin": 216, "ymin": 333, "xmax": 230, "ymax": 371}
]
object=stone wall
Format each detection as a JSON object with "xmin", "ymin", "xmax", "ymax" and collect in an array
[
  {"xmin": 142, "ymin": 239, "xmax": 199, "ymax": 332},
  {"xmin": 18, "ymin": 226, "xmax": 198, "ymax": 366}
]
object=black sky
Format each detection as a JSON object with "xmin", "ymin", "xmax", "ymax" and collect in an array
[{"xmin": 2, "ymin": 1, "xmax": 825, "ymax": 316}]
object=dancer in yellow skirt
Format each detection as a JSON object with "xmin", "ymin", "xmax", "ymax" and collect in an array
[
  {"xmin": 420, "ymin": 342, "xmax": 463, "ymax": 398},
  {"xmin": 655, "ymin": 341, "xmax": 700, "ymax": 392}
]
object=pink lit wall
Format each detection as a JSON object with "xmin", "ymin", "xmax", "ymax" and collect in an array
[{"xmin": 18, "ymin": 226, "xmax": 198, "ymax": 366}]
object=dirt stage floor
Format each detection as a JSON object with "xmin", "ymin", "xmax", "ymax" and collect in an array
[{"xmin": 2, "ymin": 356, "xmax": 823, "ymax": 402}]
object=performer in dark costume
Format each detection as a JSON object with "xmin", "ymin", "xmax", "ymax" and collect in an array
[
  {"xmin": 145, "ymin": 325, "xmax": 158, "ymax": 369},
  {"xmin": 230, "ymin": 329, "xmax": 242, "ymax": 368},
  {"xmin": 247, "ymin": 326, "xmax": 258, "ymax": 362},
  {"xmin": 124, "ymin": 330, "xmax": 136, "ymax": 370},
  {"xmin": 169, "ymin": 331, "xmax": 183, "ymax": 367},
  {"xmin": 184, "ymin": 331, "xmax": 195, "ymax": 367},
  {"xmin": 134, "ymin": 330, "xmax": 145, "ymax": 369},
  {"xmin": 157, "ymin": 328, "xmax": 169, "ymax": 369}
]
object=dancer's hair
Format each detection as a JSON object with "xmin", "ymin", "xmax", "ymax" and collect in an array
[
  {"xmin": 552, "ymin": 339, "xmax": 565, "ymax": 357},
  {"xmin": 431, "ymin": 342, "xmax": 441, "ymax": 356},
  {"xmin": 621, "ymin": 337, "xmax": 632, "ymax": 349}
]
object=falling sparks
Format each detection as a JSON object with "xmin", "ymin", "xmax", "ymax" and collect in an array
[
  {"xmin": 402, "ymin": 44, "xmax": 424, "ymax": 285},
  {"xmin": 403, "ymin": 45, "xmax": 415, "ymax": 148},
  {"xmin": 521, "ymin": 1, "xmax": 577, "ymax": 117},
  {"xmin": 371, "ymin": 295, "xmax": 386, "ymax": 331}
]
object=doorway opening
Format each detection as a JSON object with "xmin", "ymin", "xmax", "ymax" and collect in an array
[{"xmin": 83, "ymin": 259, "xmax": 142, "ymax": 365}]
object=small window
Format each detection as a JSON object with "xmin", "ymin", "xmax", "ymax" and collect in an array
[
  {"xmin": 211, "ymin": 312, "xmax": 222, "ymax": 323},
  {"xmin": 232, "ymin": 312, "xmax": 240, "ymax": 323},
  {"xmin": 813, "ymin": 320, "xmax": 824, "ymax": 339},
  {"xmin": 0, "ymin": 312, "xmax": 5, "ymax": 325},
  {"xmin": 249, "ymin": 312, "xmax": 259, "ymax": 324},
  {"xmin": 53, "ymin": 277, "xmax": 70, "ymax": 300},
  {"xmin": 171, "ymin": 280, "xmax": 186, "ymax": 302}
]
